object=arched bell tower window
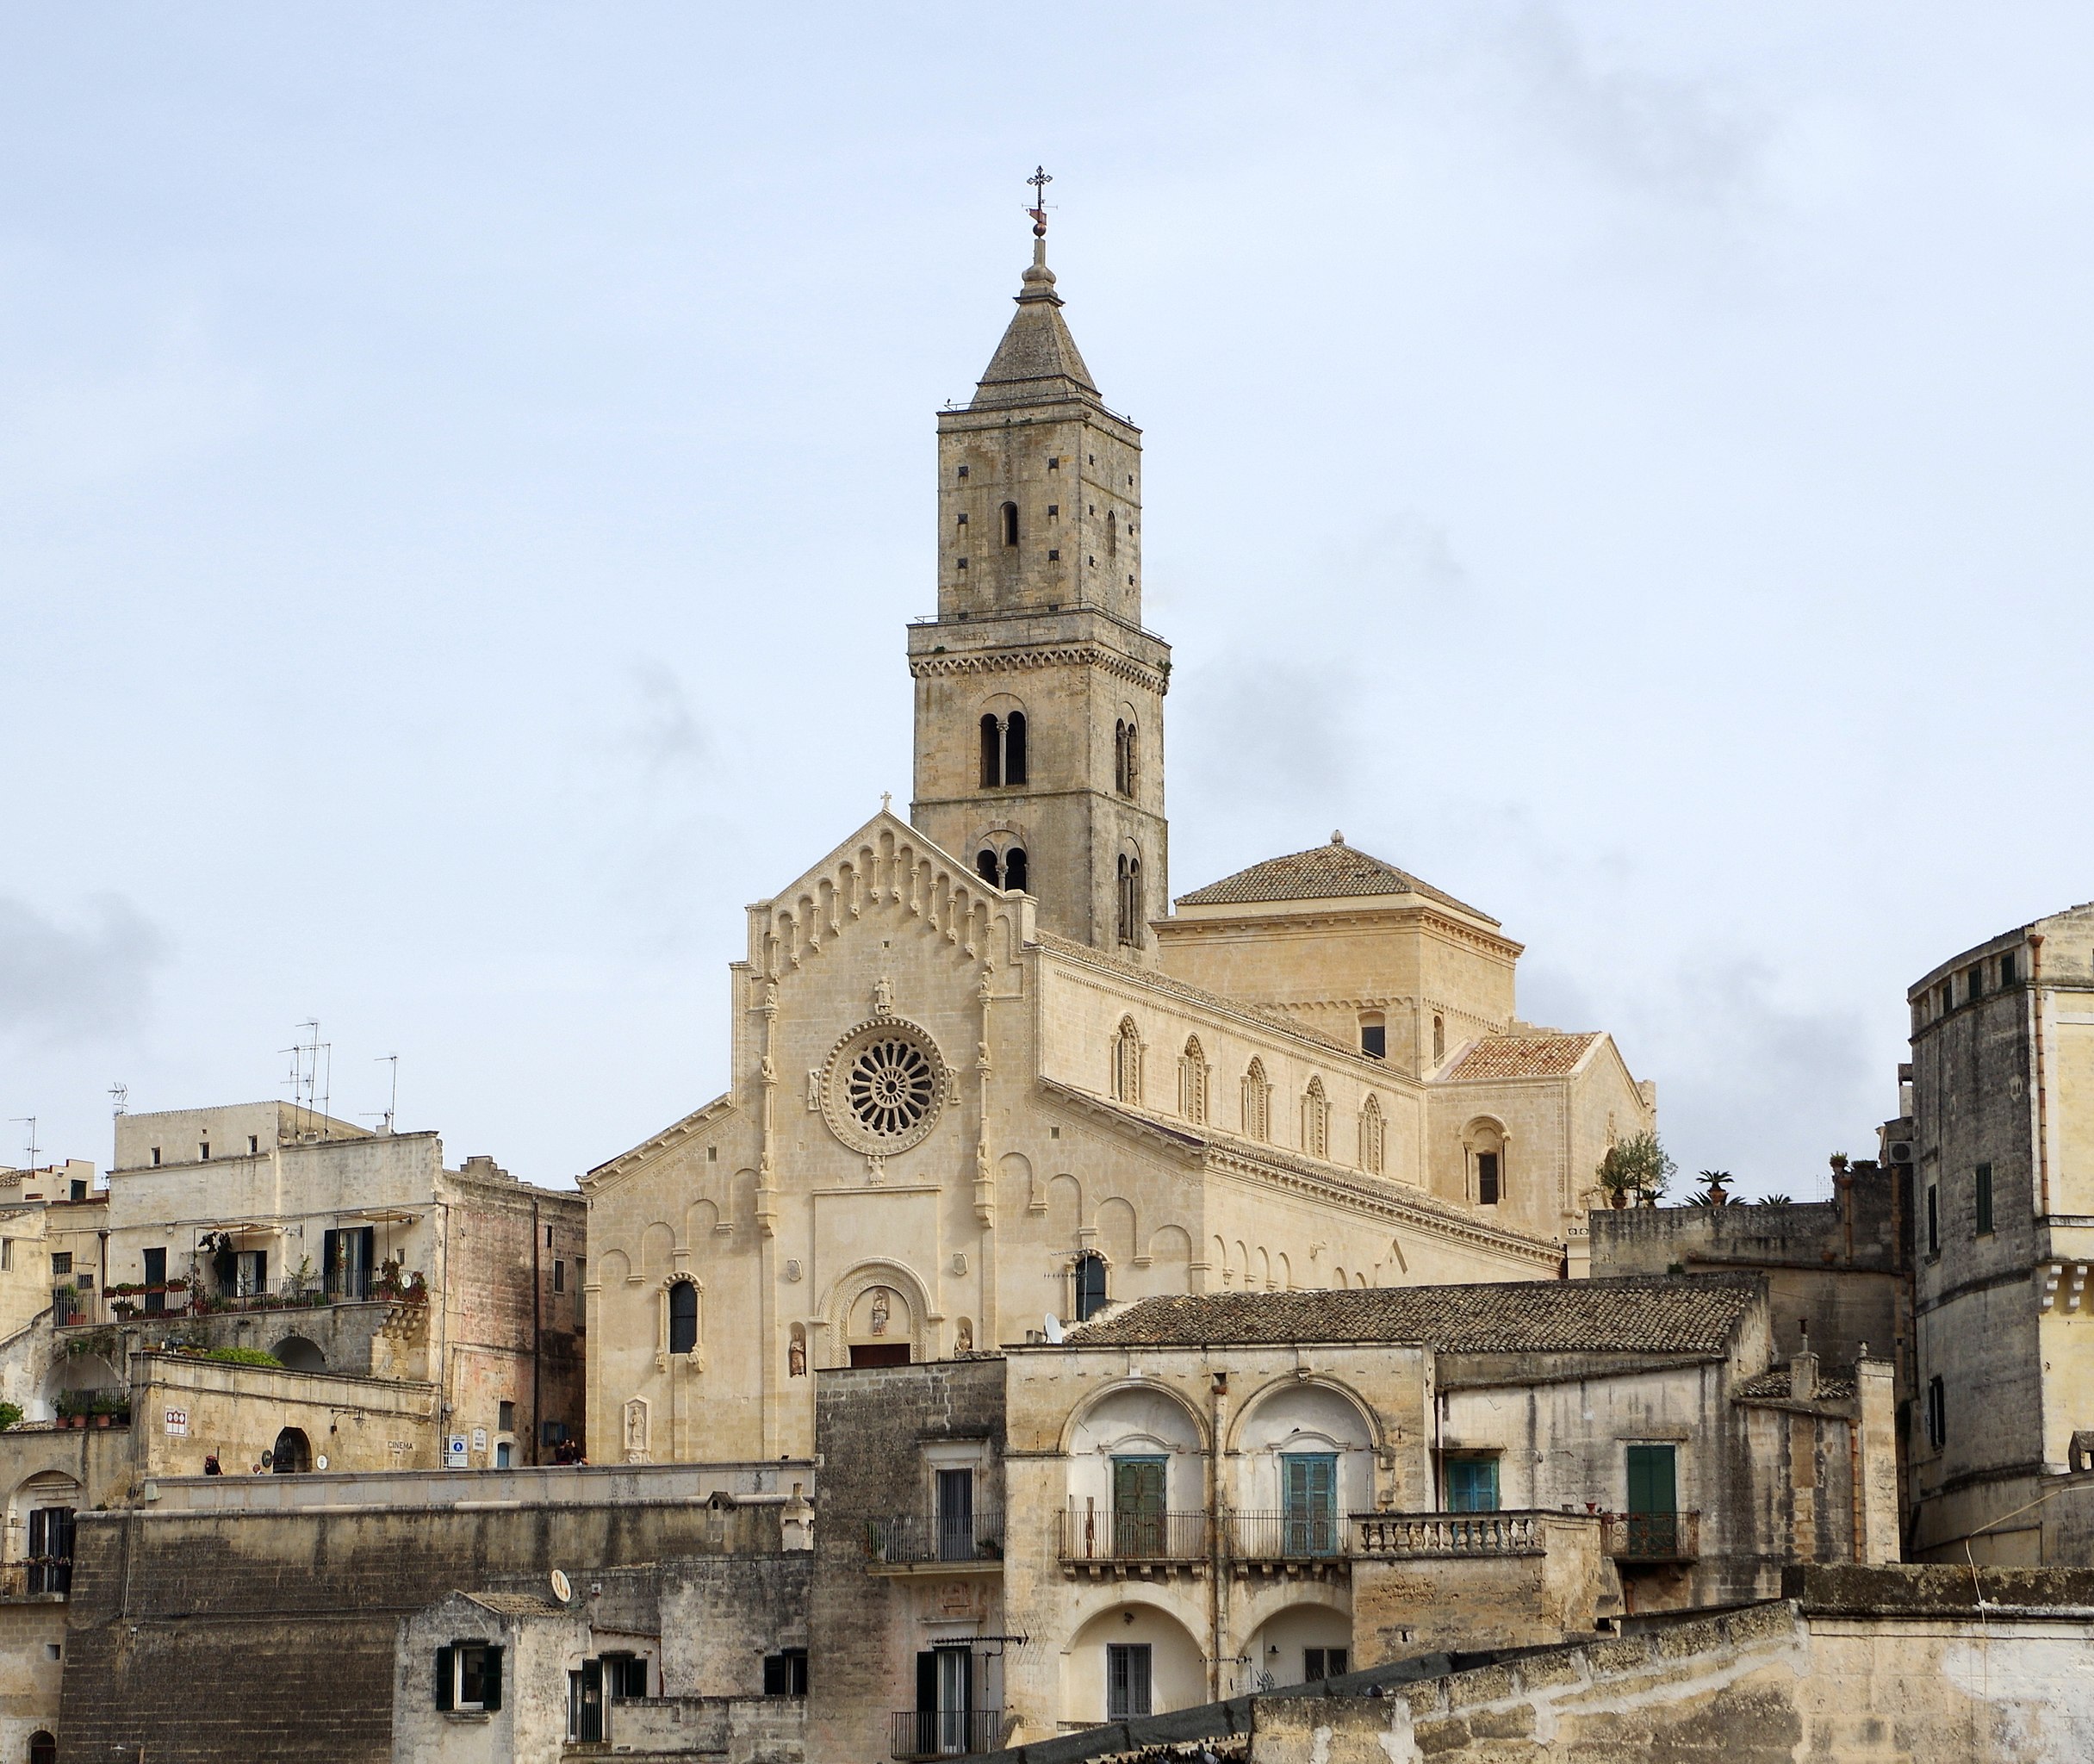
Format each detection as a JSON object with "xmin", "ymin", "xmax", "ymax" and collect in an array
[
  {"xmin": 979, "ymin": 710, "xmax": 1028, "ymax": 787},
  {"xmin": 1105, "ymin": 510, "xmax": 1118, "ymax": 559},
  {"xmin": 1114, "ymin": 719, "xmax": 1139, "ymax": 798},
  {"xmin": 1002, "ymin": 501, "xmax": 1020, "ymax": 547},
  {"xmin": 974, "ymin": 844, "xmax": 1029, "ymax": 893},
  {"xmin": 1433, "ymin": 1015, "xmax": 1445, "ymax": 1064},
  {"xmin": 1115, "ymin": 852, "xmax": 1144, "ymax": 947}
]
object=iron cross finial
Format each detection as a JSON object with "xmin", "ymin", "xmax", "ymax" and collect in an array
[{"xmin": 1027, "ymin": 165, "xmax": 1052, "ymax": 238}]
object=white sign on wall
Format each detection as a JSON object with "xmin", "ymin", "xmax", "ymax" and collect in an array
[
  {"xmin": 471, "ymin": 1428, "xmax": 488, "ymax": 1454},
  {"xmin": 445, "ymin": 1435, "xmax": 469, "ymax": 1467},
  {"xmin": 164, "ymin": 1408, "xmax": 188, "ymax": 1438}
]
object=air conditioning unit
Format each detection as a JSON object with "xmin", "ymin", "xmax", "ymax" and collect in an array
[{"xmin": 1890, "ymin": 1143, "xmax": 1912, "ymax": 1164}]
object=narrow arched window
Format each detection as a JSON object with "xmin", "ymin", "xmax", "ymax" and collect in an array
[
  {"xmin": 1002, "ymin": 501, "xmax": 1020, "ymax": 547},
  {"xmin": 1004, "ymin": 711, "xmax": 1028, "ymax": 785},
  {"xmin": 1433, "ymin": 1015, "xmax": 1445, "ymax": 1063},
  {"xmin": 1114, "ymin": 720, "xmax": 1128, "ymax": 795},
  {"xmin": 668, "ymin": 1281, "xmax": 699, "ymax": 1355},
  {"xmin": 1360, "ymin": 1095, "xmax": 1385, "ymax": 1176},
  {"xmin": 1003, "ymin": 847, "xmax": 1028, "ymax": 893},
  {"xmin": 1302, "ymin": 1078, "xmax": 1329, "ymax": 1159},
  {"xmin": 1074, "ymin": 1252, "xmax": 1109, "ymax": 1321},
  {"xmin": 1106, "ymin": 510, "xmax": 1117, "ymax": 559},
  {"xmin": 980, "ymin": 714, "xmax": 1003, "ymax": 787},
  {"xmin": 1127, "ymin": 858, "xmax": 1142, "ymax": 947},
  {"xmin": 1178, "ymin": 1037, "xmax": 1208, "ymax": 1124},
  {"xmin": 976, "ymin": 849, "xmax": 1000, "ymax": 886},
  {"xmin": 1112, "ymin": 1017, "xmax": 1142, "ymax": 1104},
  {"xmin": 1115, "ymin": 854, "xmax": 1131, "ymax": 944},
  {"xmin": 1124, "ymin": 724, "xmax": 1137, "ymax": 798},
  {"xmin": 1243, "ymin": 1059, "xmax": 1270, "ymax": 1141}
]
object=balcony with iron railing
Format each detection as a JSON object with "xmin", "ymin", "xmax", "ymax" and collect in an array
[
  {"xmin": 0, "ymin": 1557, "xmax": 71, "ymax": 1599},
  {"xmin": 1605, "ymin": 1510, "xmax": 1699, "ymax": 1564},
  {"xmin": 891, "ymin": 1708, "xmax": 1004, "ymax": 1760},
  {"xmin": 1228, "ymin": 1511, "xmax": 1350, "ymax": 1566},
  {"xmin": 1058, "ymin": 1508, "xmax": 1210, "ymax": 1568},
  {"xmin": 865, "ymin": 1511, "xmax": 1006, "ymax": 1571}
]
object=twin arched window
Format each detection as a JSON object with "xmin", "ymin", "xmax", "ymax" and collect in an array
[
  {"xmin": 1178, "ymin": 1037, "xmax": 1209, "ymax": 1124},
  {"xmin": 668, "ymin": 1280, "xmax": 699, "ymax": 1356},
  {"xmin": 1114, "ymin": 719, "xmax": 1139, "ymax": 798},
  {"xmin": 1302, "ymin": 1078, "xmax": 1330, "ymax": 1159},
  {"xmin": 1359, "ymin": 1095, "xmax": 1385, "ymax": 1176},
  {"xmin": 1112, "ymin": 1018, "xmax": 1143, "ymax": 1105},
  {"xmin": 1115, "ymin": 853, "xmax": 1145, "ymax": 947},
  {"xmin": 975, "ymin": 846, "xmax": 1028, "ymax": 893},
  {"xmin": 980, "ymin": 711, "xmax": 1028, "ymax": 787},
  {"xmin": 1242, "ymin": 1059, "xmax": 1271, "ymax": 1141}
]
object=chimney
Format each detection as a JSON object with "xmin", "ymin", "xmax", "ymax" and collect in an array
[{"xmin": 1789, "ymin": 1350, "xmax": 1819, "ymax": 1402}]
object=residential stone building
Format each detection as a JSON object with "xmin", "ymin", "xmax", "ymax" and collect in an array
[
  {"xmin": 810, "ymin": 1276, "xmax": 1896, "ymax": 1751},
  {"xmin": 582, "ymin": 227, "xmax": 1655, "ymax": 1468}
]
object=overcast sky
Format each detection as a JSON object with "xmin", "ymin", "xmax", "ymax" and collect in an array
[{"xmin": 5, "ymin": 5, "xmax": 2091, "ymax": 1200}]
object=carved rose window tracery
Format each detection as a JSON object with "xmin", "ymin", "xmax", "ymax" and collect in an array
[{"xmin": 818, "ymin": 1012, "xmax": 951, "ymax": 1157}]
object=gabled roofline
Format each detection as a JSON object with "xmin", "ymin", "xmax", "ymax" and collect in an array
[{"xmin": 583, "ymin": 1092, "xmax": 736, "ymax": 1193}]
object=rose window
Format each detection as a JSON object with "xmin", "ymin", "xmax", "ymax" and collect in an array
[
  {"xmin": 820, "ymin": 1018, "xmax": 948, "ymax": 1156},
  {"xmin": 847, "ymin": 1038, "xmax": 937, "ymax": 1138}
]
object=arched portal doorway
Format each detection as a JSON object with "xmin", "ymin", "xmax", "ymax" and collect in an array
[{"xmin": 270, "ymin": 1426, "xmax": 313, "ymax": 1474}]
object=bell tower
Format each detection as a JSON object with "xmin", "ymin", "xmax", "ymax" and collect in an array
[{"xmin": 907, "ymin": 185, "xmax": 1170, "ymax": 960}]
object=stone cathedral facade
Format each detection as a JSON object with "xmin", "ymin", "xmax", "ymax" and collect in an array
[{"xmin": 581, "ymin": 236, "xmax": 1656, "ymax": 1464}]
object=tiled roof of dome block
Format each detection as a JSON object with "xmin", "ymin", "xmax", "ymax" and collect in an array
[
  {"xmin": 1175, "ymin": 836, "xmax": 1495, "ymax": 924},
  {"xmin": 1442, "ymin": 1033, "xmax": 1602, "ymax": 1080}
]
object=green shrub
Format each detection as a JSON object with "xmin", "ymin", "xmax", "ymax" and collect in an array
[
  {"xmin": 0, "ymin": 1402, "xmax": 22, "ymax": 1432},
  {"xmin": 200, "ymin": 1347, "xmax": 283, "ymax": 1368}
]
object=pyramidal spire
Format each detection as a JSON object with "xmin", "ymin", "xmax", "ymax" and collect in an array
[{"xmin": 970, "ymin": 178, "xmax": 1101, "ymax": 411}]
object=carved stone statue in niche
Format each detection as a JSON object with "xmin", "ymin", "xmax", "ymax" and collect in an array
[
  {"xmin": 788, "ymin": 1328, "xmax": 807, "ymax": 1377},
  {"xmin": 954, "ymin": 1319, "xmax": 973, "ymax": 1353},
  {"xmin": 869, "ymin": 1288, "xmax": 892, "ymax": 1336},
  {"xmin": 623, "ymin": 1397, "xmax": 649, "ymax": 1463},
  {"xmin": 873, "ymin": 976, "xmax": 895, "ymax": 1016}
]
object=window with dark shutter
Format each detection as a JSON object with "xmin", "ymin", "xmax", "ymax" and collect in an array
[{"xmin": 435, "ymin": 1645, "xmax": 455, "ymax": 1711}]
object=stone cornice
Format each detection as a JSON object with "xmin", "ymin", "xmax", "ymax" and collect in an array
[
  {"xmin": 908, "ymin": 643, "xmax": 1167, "ymax": 695},
  {"xmin": 581, "ymin": 1091, "xmax": 736, "ymax": 1193}
]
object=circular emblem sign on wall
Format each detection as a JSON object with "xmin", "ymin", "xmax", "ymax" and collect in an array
[{"xmin": 820, "ymin": 1016, "xmax": 951, "ymax": 1156}]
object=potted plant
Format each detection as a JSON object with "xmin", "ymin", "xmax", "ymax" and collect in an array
[
  {"xmin": 1595, "ymin": 1133, "xmax": 1676, "ymax": 1209},
  {"xmin": 1687, "ymin": 1170, "xmax": 1733, "ymax": 1208}
]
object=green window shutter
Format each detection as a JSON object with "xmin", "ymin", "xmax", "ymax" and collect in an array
[
  {"xmin": 434, "ymin": 1646, "xmax": 454, "ymax": 1711},
  {"xmin": 482, "ymin": 1645, "xmax": 503, "ymax": 1712},
  {"xmin": 1625, "ymin": 1445, "xmax": 1676, "ymax": 1514}
]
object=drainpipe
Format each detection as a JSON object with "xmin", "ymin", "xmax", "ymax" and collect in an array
[{"xmin": 531, "ymin": 1198, "xmax": 542, "ymax": 1468}]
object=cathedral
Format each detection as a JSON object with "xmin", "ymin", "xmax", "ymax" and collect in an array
[{"xmin": 581, "ymin": 227, "xmax": 1656, "ymax": 1463}]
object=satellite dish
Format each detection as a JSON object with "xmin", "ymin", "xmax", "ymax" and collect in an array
[
  {"xmin": 1043, "ymin": 1314, "xmax": 1064, "ymax": 1344},
  {"xmin": 550, "ymin": 1568, "xmax": 573, "ymax": 1604}
]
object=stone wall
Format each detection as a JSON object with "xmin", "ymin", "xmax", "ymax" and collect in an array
[
  {"xmin": 811, "ymin": 1357, "xmax": 1009, "ymax": 1764},
  {"xmin": 57, "ymin": 1489, "xmax": 792, "ymax": 1764},
  {"xmin": 1349, "ymin": 1515, "xmax": 1617, "ymax": 1662}
]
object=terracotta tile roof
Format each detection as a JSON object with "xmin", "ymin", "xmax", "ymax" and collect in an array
[
  {"xmin": 463, "ymin": 1592, "xmax": 567, "ymax": 1618},
  {"xmin": 1064, "ymin": 1277, "xmax": 1756, "ymax": 1355},
  {"xmin": 1732, "ymin": 1363, "xmax": 1856, "ymax": 1405},
  {"xmin": 1442, "ymin": 1033, "xmax": 1601, "ymax": 1081},
  {"xmin": 1174, "ymin": 838, "xmax": 1497, "ymax": 925}
]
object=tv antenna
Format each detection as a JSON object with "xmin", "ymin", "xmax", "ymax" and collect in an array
[
  {"xmin": 9, "ymin": 1118, "xmax": 37, "ymax": 1175},
  {"xmin": 374, "ymin": 1054, "xmax": 398, "ymax": 1134},
  {"xmin": 109, "ymin": 1083, "xmax": 128, "ymax": 1117},
  {"xmin": 282, "ymin": 1021, "xmax": 334, "ymax": 1141}
]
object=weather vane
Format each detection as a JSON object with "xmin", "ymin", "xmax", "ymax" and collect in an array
[{"xmin": 1026, "ymin": 165, "xmax": 1052, "ymax": 238}]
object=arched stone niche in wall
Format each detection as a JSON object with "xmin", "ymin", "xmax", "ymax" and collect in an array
[
  {"xmin": 1063, "ymin": 1382, "xmax": 1207, "ymax": 1518},
  {"xmin": 813, "ymin": 1258, "xmax": 940, "ymax": 1368},
  {"xmin": 1228, "ymin": 1380, "xmax": 1379, "ymax": 1517}
]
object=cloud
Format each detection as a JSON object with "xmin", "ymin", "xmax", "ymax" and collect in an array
[
  {"xmin": 624, "ymin": 661, "xmax": 707, "ymax": 779},
  {"xmin": 0, "ymin": 895, "xmax": 168, "ymax": 1041}
]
